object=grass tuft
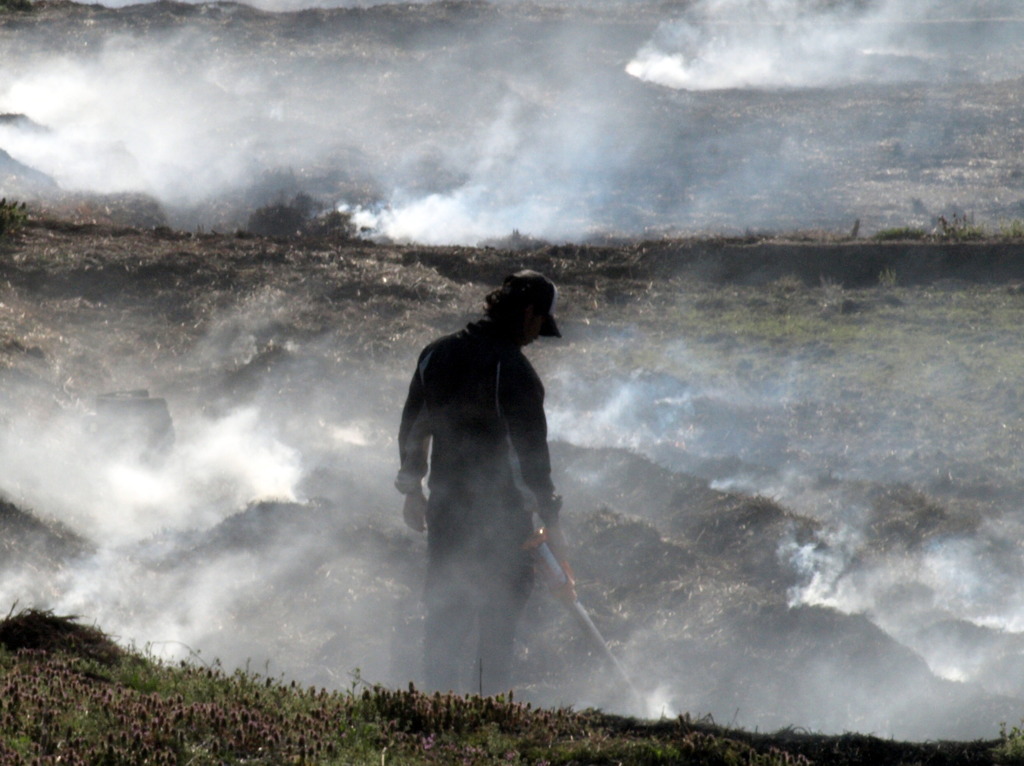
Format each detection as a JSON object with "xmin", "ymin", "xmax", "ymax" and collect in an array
[
  {"xmin": 994, "ymin": 722, "xmax": 1024, "ymax": 764},
  {"xmin": 0, "ymin": 199, "xmax": 28, "ymax": 236},
  {"xmin": 873, "ymin": 227, "xmax": 926, "ymax": 241},
  {"xmin": 936, "ymin": 213, "xmax": 986, "ymax": 242},
  {"xmin": 0, "ymin": 608, "xmax": 123, "ymax": 666},
  {"xmin": 878, "ymin": 266, "xmax": 898, "ymax": 287},
  {"xmin": 999, "ymin": 219, "xmax": 1024, "ymax": 239}
]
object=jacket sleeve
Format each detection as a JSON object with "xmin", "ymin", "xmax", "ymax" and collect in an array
[
  {"xmin": 396, "ymin": 354, "xmax": 431, "ymax": 495},
  {"xmin": 499, "ymin": 352, "xmax": 559, "ymax": 525}
]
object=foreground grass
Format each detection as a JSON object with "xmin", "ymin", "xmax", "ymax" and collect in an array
[
  {"xmin": 0, "ymin": 656, "xmax": 800, "ymax": 766},
  {"xmin": 0, "ymin": 611, "xmax": 1013, "ymax": 766},
  {"xmin": 0, "ymin": 612, "xmax": 818, "ymax": 766}
]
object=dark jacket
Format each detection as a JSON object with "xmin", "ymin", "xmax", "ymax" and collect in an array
[{"xmin": 397, "ymin": 318, "xmax": 558, "ymax": 556}]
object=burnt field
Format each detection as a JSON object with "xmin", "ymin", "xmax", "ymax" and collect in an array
[
  {"xmin": 5, "ymin": 0, "xmax": 1024, "ymax": 751},
  {"xmin": 4, "ymin": 217, "xmax": 1024, "ymax": 747},
  {"xmin": 2, "ymin": 0, "xmax": 1024, "ymax": 242}
]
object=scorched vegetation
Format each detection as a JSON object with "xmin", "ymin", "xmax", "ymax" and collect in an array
[{"xmin": 5, "ymin": 213, "xmax": 1024, "ymax": 756}]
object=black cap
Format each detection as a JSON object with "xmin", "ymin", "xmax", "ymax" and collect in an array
[{"xmin": 504, "ymin": 270, "xmax": 561, "ymax": 337}]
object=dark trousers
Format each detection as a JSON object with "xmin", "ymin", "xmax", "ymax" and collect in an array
[{"xmin": 423, "ymin": 550, "xmax": 533, "ymax": 696}]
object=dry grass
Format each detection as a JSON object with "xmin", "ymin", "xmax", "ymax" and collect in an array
[{"xmin": 0, "ymin": 608, "xmax": 122, "ymax": 665}]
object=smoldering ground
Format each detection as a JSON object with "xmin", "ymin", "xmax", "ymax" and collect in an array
[
  {"xmin": 6, "ymin": 0, "xmax": 1024, "ymax": 744},
  {"xmin": 626, "ymin": 0, "xmax": 1024, "ymax": 91},
  {"xmin": 0, "ymin": 277, "xmax": 422, "ymax": 688},
  {"xmin": 4, "ymin": 1, "xmax": 1024, "ymax": 243},
  {"xmin": 3, "ymin": 223, "xmax": 1024, "ymax": 741}
]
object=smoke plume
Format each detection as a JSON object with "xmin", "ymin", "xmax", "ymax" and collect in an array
[{"xmin": 3, "ymin": 0, "xmax": 1023, "ymax": 242}]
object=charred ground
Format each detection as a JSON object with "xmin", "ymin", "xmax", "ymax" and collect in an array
[
  {"xmin": 4, "ymin": 214, "xmax": 1024, "ymax": 762},
  {"xmin": 5, "ymin": 0, "xmax": 1024, "ymax": 758},
  {"xmin": 5, "ymin": 0, "xmax": 1024, "ymax": 238}
]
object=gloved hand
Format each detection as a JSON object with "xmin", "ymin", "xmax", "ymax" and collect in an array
[{"xmin": 538, "ymin": 492, "xmax": 562, "ymax": 523}]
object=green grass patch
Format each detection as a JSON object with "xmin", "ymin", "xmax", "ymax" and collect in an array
[
  {"xmin": 0, "ymin": 199, "xmax": 28, "ymax": 236},
  {"xmin": 0, "ymin": 611, "xmax": 816, "ymax": 765},
  {"xmin": 999, "ymin": 219, "xmax": 1024, "ymax": 239},
  {"xmin": 873, "ymin": 227, "xmax": 927, "ymax": 241},
  {"xmin": 607, "ymin": 281, "xmax": 1024, "ymax": 445},
  {"xmin": 871, "ymin": 218, "xmax": 1024, "ymax": 243},
  {"xmin": 994, "ymin": 722, "xmax": 1024, "ymax": 764}
]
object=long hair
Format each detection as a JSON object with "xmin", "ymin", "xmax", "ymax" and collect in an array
[
  {"xmin": 482, "ymin": 270, "xmax": 559, "ymax": 338},
  {"xmin": 483, "ymin": 284, "xmax": 528, "ymax": 330}
]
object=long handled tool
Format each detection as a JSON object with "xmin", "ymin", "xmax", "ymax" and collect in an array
[{"xmin": 524, "ymin": 529, "xmax": 643, "ymax": 708}]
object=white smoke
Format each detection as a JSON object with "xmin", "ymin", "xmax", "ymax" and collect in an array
[
  {"xmin": 0, "ymin": 385, "xmax": 405, "ymax": 678},
  {"xmin": 625, "ymin": 0, "xmax": 1019, "ymax": 91},
  {"xmin": 540, "ymin": 306, "xmax": 1024, "ymax": 730},
  {"xmin": 0, "ymin": 405, "xmax": 302, "ymax": 546},
  {"xmin": 0, "ymin": 280, "xmax": 409, "ymax": 683},
  {"xmin": 0, "ymin": 0, "xmax": 726, "ymax": 244},
  {"xmin": 0, "ymin": 38, "xmax": 266, "ymax": 203},
  {"xmin": 783, "ymin": 512, "xmax": 1024, "ymax": 689},
  {"xmin": 3, "ymin": 0, "xmax": 1024, "ymax": 242},
  {"xmin": 348, "ymin": 92, "xmax": 625, "ymax": 245}
]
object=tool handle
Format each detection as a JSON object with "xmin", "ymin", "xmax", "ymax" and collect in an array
[{"xmin": 524, "ymin": 528, "xmax": 577, "ymax": 601}]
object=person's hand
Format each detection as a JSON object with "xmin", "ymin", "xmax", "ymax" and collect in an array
[{"xmin": 402, "ymin": 491, "xmax": 427, "ymax": 533}]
